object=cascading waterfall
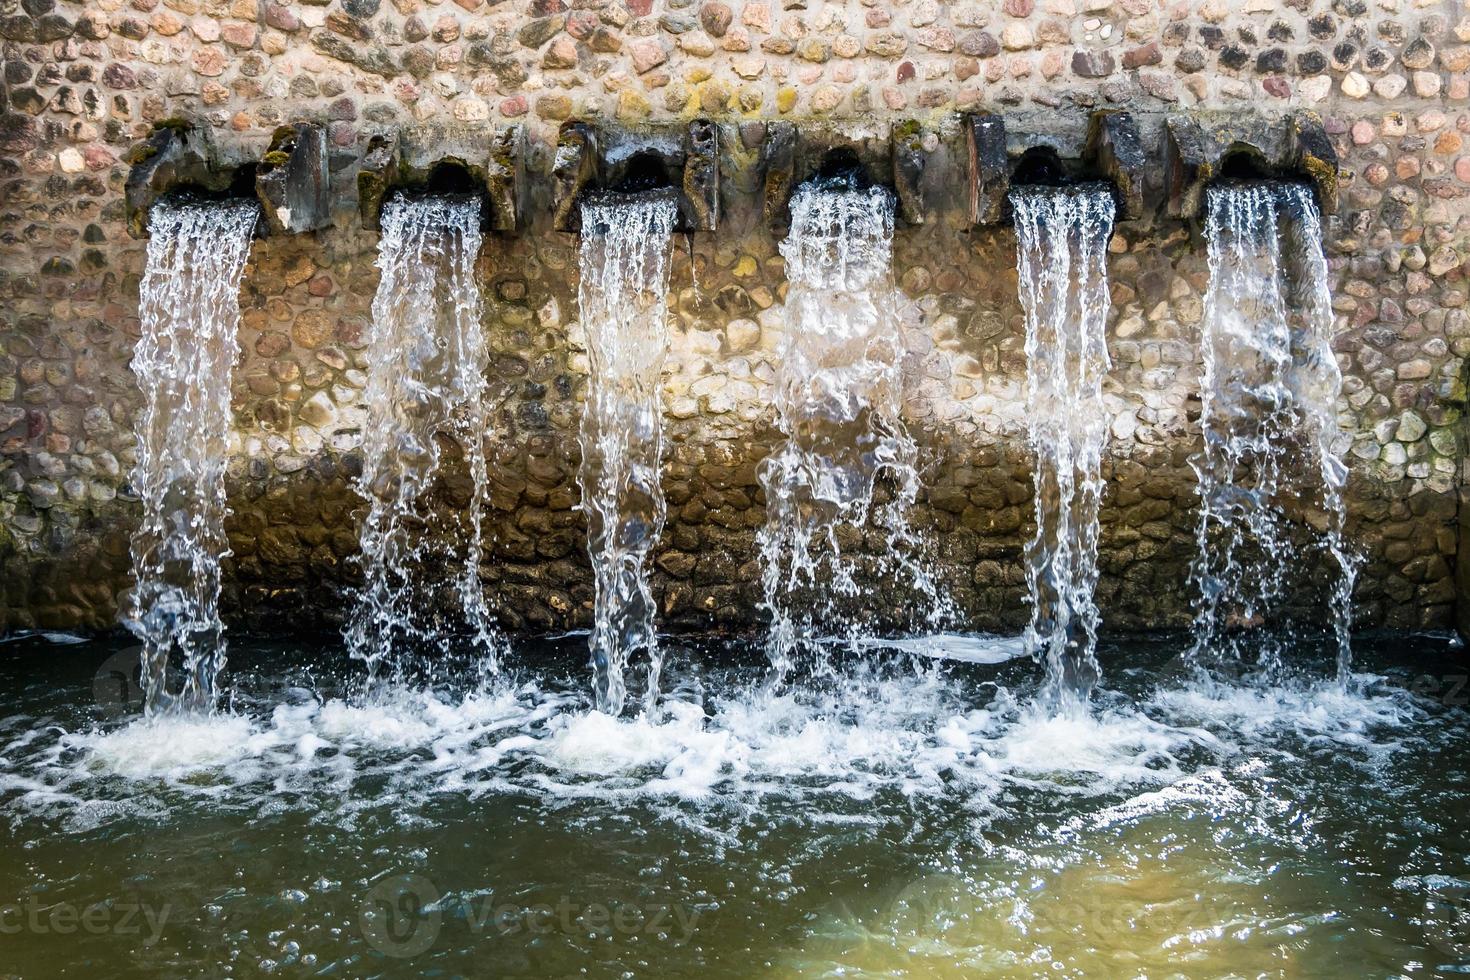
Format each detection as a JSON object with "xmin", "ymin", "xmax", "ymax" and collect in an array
[
  {"xmin": 576, "ymin": 193, "xmax": 678, "ymax": 716},
  {"xmin": 758, "ymin": 181, "xmax": 946, "ymax": 676},
  {"xmin": 345, "ymin": 193, "xmax": 498, "ymax": 681},
  {"xmin": 1190, "ymin": 181, "xmax": 1358, "ymax": 680},
  {"xmin": 126, "ymin": 196, "xmax": 258, "ymax": 714},
  {"xmin": 1011, "ymin": 185, "xmax": 1116, "ymax": 704}
]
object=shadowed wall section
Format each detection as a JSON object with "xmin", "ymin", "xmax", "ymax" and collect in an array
[{"xmin": 0, "ymin": 1, "xmax": 1466, "ymax": 638}]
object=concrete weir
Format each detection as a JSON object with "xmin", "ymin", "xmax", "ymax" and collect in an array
[{"xmin": 0, "ymin": 38, "xmax": 1462, "ymax": 643}]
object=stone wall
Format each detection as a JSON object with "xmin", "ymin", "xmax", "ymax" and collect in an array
[{"xmin": 1, "ymin": 0, "xmax": 1467, "ymax": 638}]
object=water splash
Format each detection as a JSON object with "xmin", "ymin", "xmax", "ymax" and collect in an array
[
  {"xmin": 577, "ymin": 193, "xmax": 678, "ymax": 716},
  {"xmin": 758, "ymin": 183, "xmax": 947, "ymax": 677},
  {"xmin": 125, "ymin": 196, "xmax": 258, "ymax": 715},
  {"xmin": 1011, "ymin": 186, "xmax": 1116, "ymax": 705},
  {"xmin": 345, "ymin": 193, "xmax": 499, "ymax": 681},
  {"xmin": 1190, "ymin": 182, "xmax": 1358, "ymax": 681}
]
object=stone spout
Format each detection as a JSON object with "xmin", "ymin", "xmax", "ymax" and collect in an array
[
  {"xmin": 966, "ymin": 112, "xmax": 1009, "ymax": 226},
  {"xmin": 683, "ymin": 119, "xmax": 720, "ymax": 233},
  {"xmin": 255, "ymin": 123, "xmax": 331, "ymax": 236},
  {"xmin": 551, "ymin": 121, "xmax": 599, "ymax": 233},
  {"xmin": 761, "ymin": 121, "xmax": 797, "ymax": 232},
  {"xmin": 552, "ymin": 120, "xmax": 722, "ymax": 234},
  {"xmin": 1084, "ymin": 111, "xmax": 1147, "ymax": 221},
  {"xmin": 891, "ymin": 120, "xmax": 928, "ymax": 226},
  {"xmin": 358, "ymin": 125, "xmax": 527, "ymax": 232},
  {"xmin": 760, "ymin": 122, "xmax": 913, "ymax": 231},
  {"xmin": 967, "ymin": 111, "xmax": 1149, "ymax": 225},
  {"xmin": 1163, "ymin": 111, "xmax": 1339, "ymax": 219},
  {"xmin": 123, "ymin": 121, "xmax": 229, "ymax": 239}
]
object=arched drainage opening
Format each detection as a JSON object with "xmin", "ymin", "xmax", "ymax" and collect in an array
[
  {"xmin": 968, "ymin": 111, "xmax": 1146, "ymax": 225},
  {"xmin": 1209, "ymin": 145, "xmax": 1325, "ymax": 222},
  {"xmin": 374, "ymin": 158, "xmax": 493, "ymax": 231},
  {"xmin": 552, "ymin": 121, "xmax": 720, "ymax": 233},
  {"xmin": 611, "ymin": 150, "xmax": 673, "ymax": 194},
  {"xmin": 1008, "ymin": 145, "xmax": 1121, "ymax": 226},
  {"xmin": 580, "ymin": 150, "xmax": 684, "ymax": 237},
  {"xmin": 1218, "ymin": 145, "xmax": 1275, "ymax": 181},
  {"xmin": 358, "ymin": 126, "xmax": 525, "ymax": 233},
  {"xmin": 812, "ymin": 147, "xmax": 872, "ymax": 191},
  {"xmin": 125, "ymin": 122, "xmax": 263, "ymax": 238},
  {"xmin": 1163, "ymin": 114, "xmax": 1339, "ymax": 219},
  {"xmin": 762, "ymin": 128, "xmax": 905, "ymax": 231},
  {"xmin": 140, "ymin": 164, "xmax": 263, "ymax": 237},
  {"xmin": 154, "ymin": 163, "xmax": 256, "ymax": 202},
  {"xmin": 1011, "ymin": 146, "xmax": 1070, "ymax": 188},
  {"xmin": 421, "ymin": 159, "xmax": 482, "ymax": 196}
]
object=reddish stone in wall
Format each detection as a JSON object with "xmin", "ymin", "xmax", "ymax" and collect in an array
[
  {"xmin": 1072, "ymin": 50, "xmax": 1114, "ymax": 77},
  {"xmin": 1122, "ymin": 42, "xmax": 1160, "ymax": 69}
]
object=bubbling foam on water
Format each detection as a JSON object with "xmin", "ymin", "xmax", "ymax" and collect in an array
[{"xmin": 0, "ymin": 638, "xmax": 1435, "ymax": 839}]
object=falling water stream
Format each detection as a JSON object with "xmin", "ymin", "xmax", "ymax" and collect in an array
[
  {"xmin": 1011, "ymin": 185, "xmax": 1116, "ymax": 705},
  {"xmin": 576, "ymin": 193, "xmax": 678, "ymax": 715},
  {"xmin": 344, "ymin": 193, "xmax": 498, "ymax": 681},
  {"xmin": 1191, "ymin": 182, "xmax": 1358, "ymax": 680},
  {"xmin": 11, "ymin": 158, "xmax": 1465, "ymax": 980},
  {"xmin": 758, "ymin": 181, "xmax": 946, "ymax": 676},
  {"xmin": 126, "ymin": 196, "xmax": 258, "ymax": 714}
]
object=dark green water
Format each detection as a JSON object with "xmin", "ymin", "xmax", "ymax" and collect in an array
[{"xmin": 0, "ymin": 632, "xmax": 1466, "ymax": 978}]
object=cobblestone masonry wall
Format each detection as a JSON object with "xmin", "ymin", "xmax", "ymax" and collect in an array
[{"xmin": 2, "ymin": 0, "xmax": 1468, "ymax": 637}]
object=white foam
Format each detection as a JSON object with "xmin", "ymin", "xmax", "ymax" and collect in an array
[
  {"xmin": 1148, "ymin": 672, "xmax": 1427, "ymax": 754},
  {"xmin": 0, "ymin": 631, "xmax": 88, "ymax": 646},
  {"xmin": 0, "ymin": 650, "xmax": 1449, "ymax": 832},
  {"xmin": 71, "ymin": 713, "xmax": 259, "ymax": 779},
  {"xmin": 511, "ymin": 669, "xmax": 1223, "ymax": 811},
  {"xmin": 860, "ymin": 633, "xmax": 1029, "ymax": 664},
  {"xmin": 983, "ymin": 701, "xmax": 1218, "ymax": 791}
]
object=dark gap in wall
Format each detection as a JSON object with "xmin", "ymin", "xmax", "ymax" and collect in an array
[
  {"xmin": 166, "ymin": 162, "xmax": 258, "ymax": 202},
  {"xmin": 1218, "ymin": 147, "xmax": 1273, "ymax": 181},
  {"xmin": 422, "ymin": 160, "xmax": 480, "ymax": 195},
  {"xmin": 1011, "ymin": 146, "xmax": 1069, "ymax": 187},
  {"xmin": 611, "ymin": 151, "xmax": 673, "ymax": 194},
  {"xmin": 811, "ymin": 147, "xmax": 870, "ymax": 191}
]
